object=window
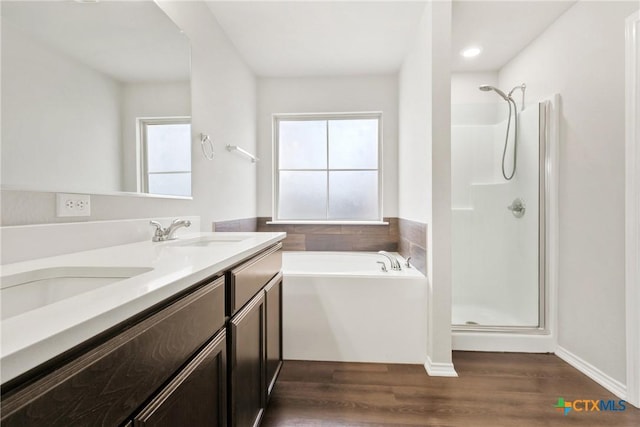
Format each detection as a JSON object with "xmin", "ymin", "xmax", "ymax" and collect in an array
[
  {"xmin": 139, "ymin": 117, "xmax": 191, "ymax": 197},
  {"xmin": 274, "ymin": 113, "xmax": 382, "ymax": 222}
]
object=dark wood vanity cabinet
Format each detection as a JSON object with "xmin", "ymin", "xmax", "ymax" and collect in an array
[
  {"xmin": 264, "ymin": 273, "xmax": 283, "ymax": 399},
  {"xmin": 227, "ymin": 243, "xmax": 283, "ymax": 427},
  {"xmin": 1, "ymin": 276, "xmax": 226, "ymax": 427},
  {"xmin": 228, "ymin": 292, "xmax": 266, "ymax": 427},
  {"xmin": 0, "ymin": 242, "xmax": 284, "ymax": 427},
  {"xmin": 228, "ymin": 243, "xmax": 282, "ymax": 315},
  {"xmin": 132, "ymin": 330, "xmax": 227, "ymax": 427}
]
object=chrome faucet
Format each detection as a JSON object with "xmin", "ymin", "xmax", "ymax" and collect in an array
[
  {"xmin": 150, "ymin": 219, "xmax": 191, "ymax": 242},
  {"xmin": 377, "ymin": 251, "xmax": 402, "ymax": 271}
]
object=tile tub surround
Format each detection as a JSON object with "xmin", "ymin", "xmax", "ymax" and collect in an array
[
  {"xmin": 212, "ymin": 217, "xmax": 258, "ymax": 232},
  {"xmin": 398, "ymin": 218, "xmax": 427, "ymax": 275},
  {"xmin": 256, "ymin": 217, "xmax": 399, "ymax": 252}
]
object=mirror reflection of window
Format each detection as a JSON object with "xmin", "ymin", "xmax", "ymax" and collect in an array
[
  {"xmin": 139, "ymin": 118, "xmax": 192, "ymax": 197},
  {"xmin": 0, "ymin": 1, "xmax": 191, "ymax": 197}
]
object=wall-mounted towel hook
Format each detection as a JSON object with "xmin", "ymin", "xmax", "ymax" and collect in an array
[{"xmin": 200, "ymin": 133, "xmax": 214, "ymax": 160}]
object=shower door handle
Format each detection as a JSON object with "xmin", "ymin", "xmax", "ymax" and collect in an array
[{"xmin": 507, "ymin": 198, "xmax": 526, "ymax": 218}]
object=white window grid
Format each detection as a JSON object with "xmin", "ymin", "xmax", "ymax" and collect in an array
[{"xmin": 272, "ymin": 112, "xmax": 383, "ymax": 223}]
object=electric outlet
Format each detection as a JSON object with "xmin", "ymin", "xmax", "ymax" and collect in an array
[{"xmin": 56, "ymin": 193, "xmax": 91, "ymax": 217}]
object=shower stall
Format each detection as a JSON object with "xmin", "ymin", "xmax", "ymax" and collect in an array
[{"xmin": 451, "ymin": 86, "xmax": 550, "ymax": 339}]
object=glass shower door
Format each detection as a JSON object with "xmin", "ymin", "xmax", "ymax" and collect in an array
[{"xmin": 451, "ymin": 102, "xmax": 545, "ymax": 329}]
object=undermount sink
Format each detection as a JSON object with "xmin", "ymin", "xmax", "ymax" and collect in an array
[
  {"xmin": 170, "ymin": 235, "xmax": 250, "ymax": 247},
  {"xmin": 1, "ymin": 266, "xmax": 153, "ymax": 320}
]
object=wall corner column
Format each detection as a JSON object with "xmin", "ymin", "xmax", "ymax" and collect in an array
[{"xmin": 426, "ymin": 0, "xmax": 456, "ymax": 376}]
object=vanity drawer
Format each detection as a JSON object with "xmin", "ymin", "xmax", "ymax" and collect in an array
[
  {"xmin": 1, "ymin": 276, "xmax": 225, "ymax": 427},
  {"xmin": 228, "ymin": 243, "xmax": 282, "ymax": 315},
  {"xmin": 132, "ymin": 329, "xmax": 227, "ymax": 427}
]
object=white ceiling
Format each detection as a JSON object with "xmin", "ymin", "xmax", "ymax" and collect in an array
[
  {"xmin": 1, "ymin": 1, "xmax": 190, "ymax": 83},
  {"xmin": 205, "ymin": 1, "xmax": 428, "ymax": 77},
  {"xmin": 206, "ymin": 0, "xmax": 576, "ymax": 77},
  {"xmin": 3, "ymin": 1, "xmax": 578, "ymax": 82},
  {"xmin": 452, "ymin": 0, "xmax": 576, "ymax": 72}
]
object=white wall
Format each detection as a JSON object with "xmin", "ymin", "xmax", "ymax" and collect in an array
[
  {"xmin": 398, "ymin": 12, "xmax": 432, "ymax": 224},
  {"xmin": 120, "ymin": 82, "xmax": 190, "ymax": 192},
  {"xmin": 1, "ymin": 22, "xmax": 122, "ymax": 193},
  {"xmin": 451, "ymin": 72, "xmax": 499, "ymax": 105},
  {"xmin": 1, "ymin": 1, "xmax": 258, "ymax": 231},
  {"xmin": 499, "ymin": 0, "xmax": 639, "ymax": 384},
  {"xmin": 256, "ymin": 75, "xmax": 398, "ymax": 218},
  {"xmin": 451, "ymin": 72, "xmax": 501, "ymax": 126},
  {"xmin": 398, "ymin": 0, "xmax": 454, "ymax": 372}
]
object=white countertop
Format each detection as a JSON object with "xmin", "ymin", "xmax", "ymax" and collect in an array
[{"xmin": 0, "ymin": 231, "xmax": 285, "ymax": 384}]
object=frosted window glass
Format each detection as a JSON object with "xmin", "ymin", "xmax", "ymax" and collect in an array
[
  {"xmin": 328, "ymin": 171, "xmax": 378, "ymax": 220},
  {"xmin": 279, "ymin": 171, "xmax": 327, "ymax": 219},
  {"xmin": 279, "ymin": 120, "xmax": 327, "ymax": 169},
  {"xmin": 147, "ymin": 124, "xmax": 191, "ymax": 172},
  {"xmin": 328, "ymin": 119, "xmax": 378, "ymax": 169},
  {"xmin": 148, "ymin": 173, "xmax": 191, "ymax": 197}
]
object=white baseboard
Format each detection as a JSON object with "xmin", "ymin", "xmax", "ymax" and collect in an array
[
  {"xmin": 424, "ymin": 356, "xmax": 458, "ymax": 377},
  {"xmin": 452, "ymin": 330, "xmax": 555, "ymax": 353},
  {"xmin": 555, "ymin": 346, "xmax": 626, "ymax": 400}
]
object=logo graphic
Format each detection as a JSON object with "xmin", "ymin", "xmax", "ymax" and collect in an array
[
  {"xmin": 554, "ymin": 398, "xmax": 572, "ymax": 415},
  {"xmin": 554, "ymin": 398, "xmax": 627, "ymax": 415}
]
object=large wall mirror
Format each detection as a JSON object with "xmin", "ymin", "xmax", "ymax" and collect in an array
[{"xmin": 1, "ymin": 1, "xmax": 192, "ymax": 197}]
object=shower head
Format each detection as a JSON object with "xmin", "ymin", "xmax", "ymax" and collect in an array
[{"xmin": 478, "ymin": 85, "xmax": 509, "ymax": 101}]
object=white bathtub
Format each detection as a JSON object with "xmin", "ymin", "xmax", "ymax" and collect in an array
[{"xmin": 282, "ymin": 251, "xmax": 428, "ymax": 364}]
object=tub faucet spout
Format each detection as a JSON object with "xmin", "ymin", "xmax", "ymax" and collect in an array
[{"xmin": 377, "ymin": 251, "xmax": 402, "ymax": 271}]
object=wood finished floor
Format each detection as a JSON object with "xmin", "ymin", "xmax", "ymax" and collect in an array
[{"xmin": 262, "ymin": 352, "xmax": 640, "ymax": 427}]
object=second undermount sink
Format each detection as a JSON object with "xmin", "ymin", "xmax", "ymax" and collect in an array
[
  {"xmin": 1, "ymin": 266, "xmax": 153, "ymax": 320},
  {"xmin": 170, "ymin": 235, "xmax": 250, "ymax": 248}
]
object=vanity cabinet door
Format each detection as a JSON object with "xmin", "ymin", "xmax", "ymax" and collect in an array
[
  {"xmin": 133, "ymin": 329, "xmax": 227, "ymax": 427},
  {"xmin": 264, "ymin": 273, "xmax": 283, "ymax": 400},
  {"xmin": 228, "ymin": 292, "xmax": 265, "ymax": 427},
  {"xmin": 1, "ymin": 277, "xmax": 225, "ymax": 427}
]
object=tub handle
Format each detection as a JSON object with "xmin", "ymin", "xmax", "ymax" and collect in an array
[
  {"xmin": 376, "ymin": 261, "xmax": 388, "ymax": 272},
  {"xmin": 405, "ymin": 257, "xmax": 412, "ymax": 268}
]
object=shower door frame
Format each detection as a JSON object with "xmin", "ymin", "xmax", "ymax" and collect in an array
[{"xmin": 452, "ymin": 101, "xmax": 555, "ymax": 335}]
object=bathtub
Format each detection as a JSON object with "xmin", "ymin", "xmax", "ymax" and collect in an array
[{"xmin": 282, "ymin": 251, "xmax": 428, "ymax": 364}]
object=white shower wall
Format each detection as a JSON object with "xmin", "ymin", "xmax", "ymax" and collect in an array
[{"xmin": 452, "ymin": 103, "xmax": 540, "ymax": 327}]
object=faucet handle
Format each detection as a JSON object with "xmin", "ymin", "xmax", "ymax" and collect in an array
[
  {"xmin": 149, "ymin": 221, "xmax": 165, "ymax": 241},
  {"xmin": 405, "ymin": 257, "xmax": 412, "ymax": 268},
  {"xmin": 376, "ymin": 261, "xmax": 388, "ymax": 272}
]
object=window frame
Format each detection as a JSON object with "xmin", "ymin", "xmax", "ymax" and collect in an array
[
  {"xmin": 138, "ymin": 116, "xmax": 192, "ymax": 195},
  {"xmin": 272, "ymin": 112, "xmax": 384, "ymax": 224}
]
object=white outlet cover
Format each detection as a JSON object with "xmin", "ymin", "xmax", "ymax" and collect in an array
[{"xmin": 56, "ymin": 193, "xmax": 91, "ymax": 217}]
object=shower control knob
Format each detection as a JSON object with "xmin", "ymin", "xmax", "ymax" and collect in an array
[{"xmin": 507, "ymin": 198, "xmax": 526, "ymax": 218}]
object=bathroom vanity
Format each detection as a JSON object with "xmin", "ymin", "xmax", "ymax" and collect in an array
[
  {"xmin": 227, "ymin": 244, "xmax": 283, "ymax": 427},
  {"xmin": 0, "ymin": 232, "xmax": 284, "ymax": 427}
]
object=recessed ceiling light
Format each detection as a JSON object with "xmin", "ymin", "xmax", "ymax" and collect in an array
[{"xmin": 461, "ymin": 47, "xmax": 482, "ymax": 58}]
